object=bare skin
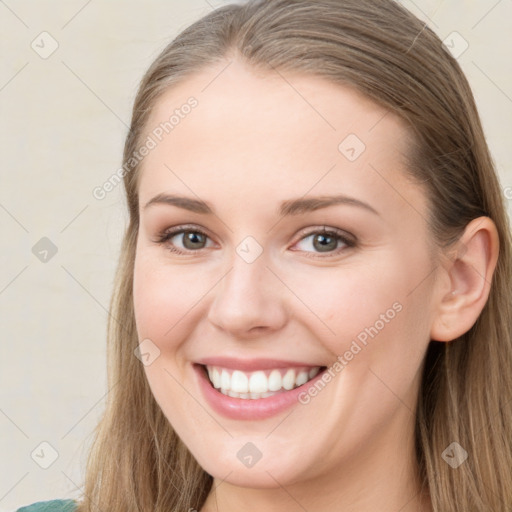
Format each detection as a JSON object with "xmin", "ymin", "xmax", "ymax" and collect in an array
[{"xmin": 132, "ymin": 58, "xmax": 498, "ymax": 512}]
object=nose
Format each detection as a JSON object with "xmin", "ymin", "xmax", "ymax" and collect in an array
[{"xmin": 207, "ymin": 253, "xmax": 288, "ymax": 338}]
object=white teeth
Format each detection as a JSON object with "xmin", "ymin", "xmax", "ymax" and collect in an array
[
  {"xmin": 296, "ymin": 371, "xmax": 309, "ymax": 387},
  {"xmin": 282, "ymin": 369, "xmax": 295, "ymax": 390},
  {"xmin": 231, "ymin": 370, "xmax": 249, "ymax": 393},
  {"xmin": 309, "ymin": 367, "xmax": 320, "ymax": 379},
  {"xmin": 212, "ymin": 367, "xmax": 221, "ymax": 388},
  {"xmin": 249, "ymin": 371, "xmax": 267, "ymax": 393},
  {"xmin": 268, "ymin": 369, "xmax": 282, "ymax": 391},
  {"xmin": 220, "ymin": 369, "xmax": 230, "ymax": 390},
  {"xmin": 205, "ymin": 365, "xmax": 324, "ymax": 399}
]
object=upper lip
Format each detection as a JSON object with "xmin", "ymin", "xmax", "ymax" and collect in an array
[{"xmin": 195, "ymin": 357, "xmax": 325, "ymax": 372}]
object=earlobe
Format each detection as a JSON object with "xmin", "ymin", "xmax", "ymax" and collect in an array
[{"xmin": 430, "ymin": 216, "xmax": 499, "ymax": 342}]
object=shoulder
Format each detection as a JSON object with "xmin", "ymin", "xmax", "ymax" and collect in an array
[{"xmin": 15, "ymin": 499, "xmax": 77, "ymax": 512}]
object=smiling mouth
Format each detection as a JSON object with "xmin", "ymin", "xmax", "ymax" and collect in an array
[{"xmin": 201, "ymin": 364, "xmax": 327, "ymax": 400}]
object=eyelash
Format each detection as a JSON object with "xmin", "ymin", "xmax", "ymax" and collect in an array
[{"xmin": 154, "ymin": 224, "xmax": 356, "ymax": 258}]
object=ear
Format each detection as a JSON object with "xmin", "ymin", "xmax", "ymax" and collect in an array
[{"xmin": 430, "ymin": 216, "xmax": 500, "ymax": 342}]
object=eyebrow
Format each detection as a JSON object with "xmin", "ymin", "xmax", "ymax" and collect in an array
[{"xmin": 143, "ymin": 193, "xmax": 379, "ymax": 217}]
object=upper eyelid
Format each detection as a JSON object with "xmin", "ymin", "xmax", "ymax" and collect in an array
[
  {"xmin": 159, "ymin": 224, "xmax": 351, "ymax": 238},
  {"xmin": 158, "ymin": 224, "xmax": 355, "ymax": 248}
]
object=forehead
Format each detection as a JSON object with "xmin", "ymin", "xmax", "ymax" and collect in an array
[{"xmin": 138, "ymin": 58, "xmax": 426, "ymax": 221}]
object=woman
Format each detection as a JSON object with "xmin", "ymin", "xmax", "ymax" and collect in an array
[{"xmin": 17, "ymin": 0, "xmax": 512, "ymax": 510}]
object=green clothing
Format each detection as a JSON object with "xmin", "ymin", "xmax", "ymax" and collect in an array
[{"xmin": 16, "ymin": 499, "xmax": 77, "ymax": 512}]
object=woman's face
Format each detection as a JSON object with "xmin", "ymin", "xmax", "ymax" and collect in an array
[{"xmin": 133, "ymin": 59, "xmax": 440, "ymax": 490}]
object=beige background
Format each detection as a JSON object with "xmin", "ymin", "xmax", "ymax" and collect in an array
[{"xmin": 0, "ymin": 0, "xmax": 511, "ymax": 510}]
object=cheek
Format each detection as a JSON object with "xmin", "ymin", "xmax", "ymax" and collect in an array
[
  {"xmin": 133, "ymin": 254, "xmax": 210, "ymax": 424},
  {"xmin": 133, "ymin": 252, "xmax": 207, "ymax": 341},
  {"xmin": 281, "ymin": 261, "xmax": 403, "ymax": 342},
  {"xmin": 287, "ymin": 254, "xmax": 431, "ymax": 368}
]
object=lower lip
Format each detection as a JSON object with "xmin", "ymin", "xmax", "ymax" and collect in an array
[{"xmin": 194, "ymin": 364, "xmax": 326, "ymax": 420}]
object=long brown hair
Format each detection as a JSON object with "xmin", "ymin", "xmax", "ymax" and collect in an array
[{"xmin": 77, "ymin": 1, "xmax": 512, "ymax": 510}]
